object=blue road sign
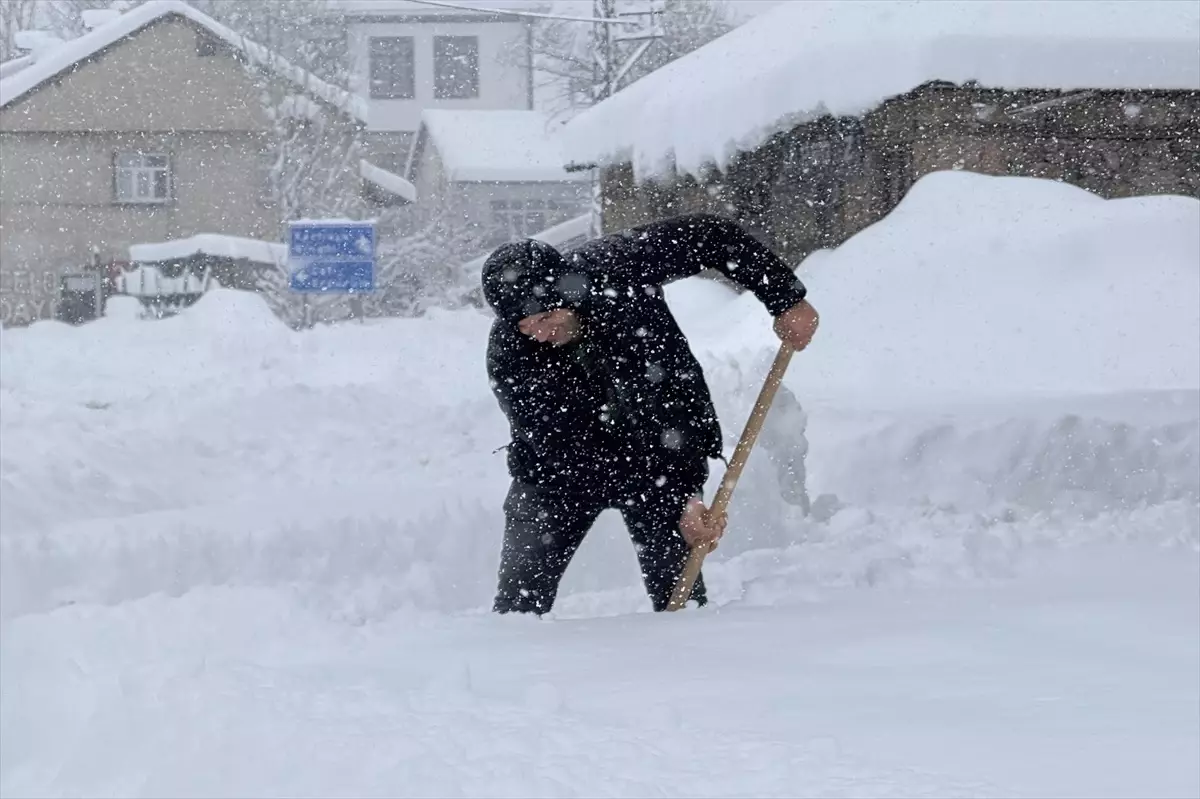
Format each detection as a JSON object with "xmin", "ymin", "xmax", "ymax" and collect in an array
[{"xmin": 288, "ymin": 220, "xmax": 375, "ymax": 293}]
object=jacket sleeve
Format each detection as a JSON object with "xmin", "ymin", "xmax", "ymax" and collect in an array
[{"xmin": 580, "ymin": 213, "xmax": 808, "ymax": 317}]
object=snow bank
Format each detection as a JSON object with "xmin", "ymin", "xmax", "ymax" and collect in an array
[
  {"xmin": 1, "ymin": 174, "xmax": 1196, "ymax": 622},
  {"xmin": 686, "ymin": 171, "xmax": 1200, "ymax": 403},
  {"xmin": 562, "ymin": 0, "xmax": 1200, "ymax": 179}
]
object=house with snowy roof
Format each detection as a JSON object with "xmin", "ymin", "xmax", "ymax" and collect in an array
[
  {"xmin": 562, "ymin": 0, "xmax": 1200, "ymax": 264},
  {"xmin": 404, "ymin": 108, "xmax": 589, "ymax": 248},
  {"xmin": 0, "ymin": 0, "xmax": 414, "ymax": 326},
  {"xmin": 314, "ymin": 0, "xmax": 544, "ymax": 177}
]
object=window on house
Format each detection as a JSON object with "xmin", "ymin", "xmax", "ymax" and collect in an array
[
  {"xmin": 369, "ymin": 36, "xmax": 415, "ymax": 100},
  {"xmin": 114, "ymin": 153, "xmax": 171, "ymax": 203},
  {"xmin": 434, "ymin": 35, "xmax": 479, "ymax": 99},
  {"xmin": 491, "ymin": 199, "xmax": 558, "ymax": 243}
]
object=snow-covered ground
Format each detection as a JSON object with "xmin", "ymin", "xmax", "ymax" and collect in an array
[{"xmin": 2, "ymin": 173, "xmax": 1198, "ymax": 797}]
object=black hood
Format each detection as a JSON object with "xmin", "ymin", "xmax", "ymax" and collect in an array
[{"xmin": 481, "ymin": 239, "xmax": 591, "ymax": 324}]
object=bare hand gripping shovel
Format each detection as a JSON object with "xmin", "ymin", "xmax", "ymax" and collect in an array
[{"xmin": 665, "ymin": 342, "xmax": 795, "ymax": 612}]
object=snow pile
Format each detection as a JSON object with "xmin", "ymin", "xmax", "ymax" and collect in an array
[
  {"xmin": 681, "ymin": 172, "xmax": 1200, "ymax": 533},
  {"xmin": 102, "ymin": 295, "xmax": 144, "ymax": 321},
  {"xmin": 562, "ymin": 0, "xmax": 1200, "ymax": 179},
  {"xmin": 2, "ymin": 173, "xmax": 1198, "ymax": 796},
  {"xmin": 688, "ymin": 171, "xmax": 1200, "ymax": 402},
  {"xmin": 416, "ymin": 109, "xmax": 589, "ymax": 183},
  {"xmin": 1, "ymin": 173, "xmax": 1196, "ymax": 624},
  {"xmin": 0, "ymin": 289, "xmax": 292, "ymax": 407}
]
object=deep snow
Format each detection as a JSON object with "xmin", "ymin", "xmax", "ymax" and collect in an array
[{"xmin": 1, "ymin": 173, "xmax": 1198, "ymax": 797}]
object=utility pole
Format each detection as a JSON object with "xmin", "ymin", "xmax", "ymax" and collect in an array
[{"xmin": 587, "ymin": 0, "xmax": 663, "ymax": 239}]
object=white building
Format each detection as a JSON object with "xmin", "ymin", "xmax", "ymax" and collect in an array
[
  {"xmin": 330, "ymin": 0, "xmax": 544, "ymax": 172},
  {"xmin": 405, "ymin": 108, "xmax": 588, "ymax": 246}
]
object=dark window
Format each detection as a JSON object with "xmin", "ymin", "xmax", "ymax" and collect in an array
[
  {"xmin": 434, "ymin": 36, "xmax": 479, "ymax": 99},
  {"xmin": 114, "ymin": 153, "xmax": 171, "ymax": 204},
  {"xmin": 369, "ymin": 36, "xmax": 415, "ymax": 100}
]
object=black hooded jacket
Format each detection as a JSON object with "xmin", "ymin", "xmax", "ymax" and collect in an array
[{"xmin": 482, "ymin": 213, "xmax": 807, "ymax": 502}]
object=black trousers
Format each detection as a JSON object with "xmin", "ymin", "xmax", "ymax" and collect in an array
[{"xmin": 493, "ymin": 480, "xmax": 709, "ymax": 615}]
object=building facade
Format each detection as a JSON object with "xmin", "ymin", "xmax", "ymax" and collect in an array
[{"xmin": 0, "ymin": 1, "xmax": 405, "ymax": 326}]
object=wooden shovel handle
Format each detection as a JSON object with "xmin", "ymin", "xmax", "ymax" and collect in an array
[{"xmin": 665, "ymin": 342, "xmax": 795, "ymax": 611}]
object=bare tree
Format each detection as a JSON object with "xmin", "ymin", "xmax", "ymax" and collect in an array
[
  {"xmin": 1, "ymin": 0, "xmax": 113, "ymax": 62},
  {"xmin": 185, "ymin": 0, "xmax": 347, "ymax": 86},
  {"xmin": 180, "ymin": 0, "xmax": 381, "ymax": 325},
  {"xmin": 519, "ymin": 0, "xmax": 736, "ymax": 121},
  {"xmin": 40, "ymin": 0, "xmax": 118, "ymax": 40},
  {"xmin": 0, "ymin": 0, "xmax": 39, "ymax": 62},
  {"xmin": 365, "ymin": 208, "xmax": 495, "ymax": 318}
]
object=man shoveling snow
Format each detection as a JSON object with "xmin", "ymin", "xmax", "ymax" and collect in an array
[{"xmin": 482, "ymin": 214, "xmax": 819, "ymax": 615}]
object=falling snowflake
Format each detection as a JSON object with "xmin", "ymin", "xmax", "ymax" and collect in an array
[{"xmin": 556, "ymin": 273, "xmax": 589, "ymax": 301}]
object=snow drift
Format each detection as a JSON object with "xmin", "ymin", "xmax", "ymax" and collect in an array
[
  {"xmin": 0, "ymin": 173, "xmax": 1197, "ymax": 623},
  {"xmin": 3, "ymin": 172, "xmax": 1198, "ymax": 798}
]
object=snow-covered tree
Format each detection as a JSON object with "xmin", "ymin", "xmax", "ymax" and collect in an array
[
  {"xmin": 0, "ymin": 0, "xmax": 111, "ymax": 62},
  {"xmin": 365, "ymin": 209, "xmax": 494, "ymax": 318},
  {"xmin": 188, "ymin": 0, "xmax": 491, "ymax": 325},
  {"xmin": 0, "ymin": 0, "xmax": 39, "ymax": 62}
]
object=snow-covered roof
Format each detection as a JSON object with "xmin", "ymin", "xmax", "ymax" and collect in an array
[
  {"xmin": 0, "ymin": 0, "xmax": 368, "ymax": 123},
  {"xmin": 129, "ymin": 233, "xmax": 287, "ymax": 266},
  {"xmin": 409, "ymin": 109, "xmax": 589, "ymax": 183},
  {"xmin": 0, "ymin": 55, "xmax": 34, "ymax": 80},
  {"xmin": 359, "ymin": 159, "xmax": 417, "ymax": 203},
  {"xmin": 562, "ymin": 0, "xmax": 1200, "ymax": 181}
]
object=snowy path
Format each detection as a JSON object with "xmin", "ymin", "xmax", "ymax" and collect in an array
[
  {"xmin": 2, "ymin": 340, "xmax": 1197, "ymax": 797},
  {"xmin": 3, "ymin": 173, "xmax": 1198, "ymax": 796},
  {"xmin": 3, "ymin": 548, "xmax": 1196, "ymax": 799}
]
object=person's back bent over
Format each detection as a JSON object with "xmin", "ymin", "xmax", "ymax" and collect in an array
[{"xmin": 480, "ymin": 213, "xmax": 820, "ymax": 615}]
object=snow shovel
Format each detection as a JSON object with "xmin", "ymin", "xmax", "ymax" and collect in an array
[{"xmin": 665, "ymin": 342, "xmax": 795, "ymax": 612}]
